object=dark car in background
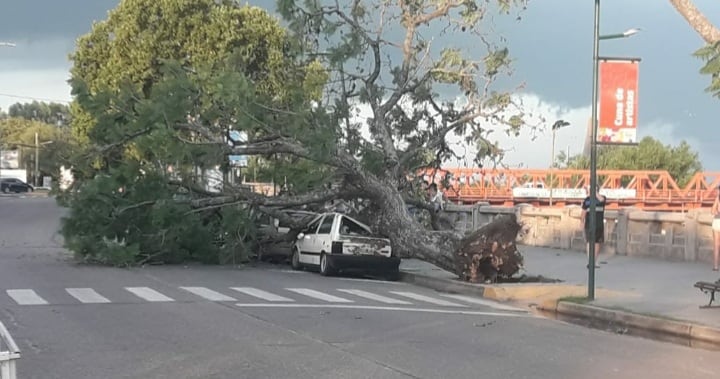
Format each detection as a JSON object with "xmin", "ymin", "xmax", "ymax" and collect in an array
[{"xmin": 0, "ymin": 178, "xmax": 34, "ymax": 193}]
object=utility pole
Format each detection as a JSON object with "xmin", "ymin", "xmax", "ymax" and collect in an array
[
  {"xmin": 35, "ymin": 132, "xmax": 39, "ymax": 187},
  {"xmin": 549, "ymin": 120, "xmax": 570, "ymax": 206},
  {"xmin": 587, "ymin": 0, "xmax": 641, "ymax": 299},
  {"xmin": 0, "ymin": 41, "xmax": 16, "ymax": 180}
]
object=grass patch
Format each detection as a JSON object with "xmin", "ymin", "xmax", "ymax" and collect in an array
[{"xmin": 558, "ymin": 296, "xmax": 592, "ymax": 304}]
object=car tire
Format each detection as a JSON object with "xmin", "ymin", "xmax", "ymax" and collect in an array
[
  {"xmin": 319, "ymin": 253, "xmax": 336, "ymax": 276},
  {"xmin": 291, "ymin": 248, "xmax": 303, "ymax": 271}
]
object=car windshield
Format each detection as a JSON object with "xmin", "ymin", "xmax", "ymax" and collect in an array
[{"xmin": 278, "ymin": 212, "xmax": 315, "ymax": 228}]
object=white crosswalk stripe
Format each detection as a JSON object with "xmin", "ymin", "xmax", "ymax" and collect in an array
[
  {"xmin": 389, "ymin": 291, "xmax": 465, "ymax": 307},
  {"xmin": 6, "ymin": 289, "xmax": 48, "ymax": 305},
  {"xmin": 336, "ymin": 289, "xmax": 411, "ymax": 305},
  {"xmin": 439, "ymin": 294, "xmax": 527, "ymax": 312},
  {"xmin": 5, "ymin": 286, "xmax": 517, "ymax": 310},
  {"xmin": 230, "ymin": 287, "xmax": 294, "ymax": 302},
  {"xmin": 125, "ymin": 287, "xmax": 174, "ymax": 302},
  {"xmin": 180, "ymin": 287, "xmax": 236, "ymax": 301},
  {"xmin": 285, "ymin": 288, "xmax": 354, "ymax": 303},
  {"xmin": 66, "ymin": 288, "xmax": 111, "ymax": 304}
]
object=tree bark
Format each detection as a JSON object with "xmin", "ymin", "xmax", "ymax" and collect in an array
[
  {"xmin": 361, "ymin": 179, "xmax": 523, "ymax": 281},
  {"xmin": 669, "ymin": 0, "xmax": 720, "ymax": 43}
]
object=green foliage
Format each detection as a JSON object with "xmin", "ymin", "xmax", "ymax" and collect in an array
[
  {"xmin": 279, "ymin": 0, "xmax": 529, "ymax": 169},
  {"xmin": 60, "ymin": 168, "xmax": 255, "ymax": 266},
  {"xmin": 0, "ymin": 117, "xmax": 75, "ymax": 181},
  {"xmin": 563, "ymin": 137, "xmax": 702, "ymax": 186},
  {"xmin": 8, "ymin": 101, "xmax": 71, "ymax": 126},
  {"xmin": 69, "ymin": 0, "xmax": 293, "ymax": 141},
  {"xmin": 693, "ymin": 41, "xmax": 720, "ymax": 98},
  {"xmin": 61, "ymin": 0, "xmax": 329, "ymax": 266},
  {"xmin": 61, "ymin": 0, "xmax": 532, "ymax": 264}
]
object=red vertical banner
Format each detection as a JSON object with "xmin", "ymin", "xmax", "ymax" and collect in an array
[{"xmin": 598, "ymin": 60, "xmax": 639, "ymax": 144}]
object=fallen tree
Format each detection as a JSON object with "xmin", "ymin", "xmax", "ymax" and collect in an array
[{"xmin": 61, "ymin": 0, "xmax": 532, "ymax": 279}]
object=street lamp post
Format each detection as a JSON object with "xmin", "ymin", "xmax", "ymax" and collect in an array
[
  {"xmin": 0, "ymin": 41, "xmax": 15, "ymax": 180},
  {"xmin": 34, "ymin": 132, "xmax": 53, "ymax": 187},
  {"xmin": 549, "ymin": 120, "xmax": 570, "ymax": 206},
  {"xmin": 588, "ymin": 0, "xmax": 640, "ymax": 300}
]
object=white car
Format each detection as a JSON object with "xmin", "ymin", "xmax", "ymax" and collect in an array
[{"xmin": 290, "ymin": 212, "xmax": 400, "ymax": 279}]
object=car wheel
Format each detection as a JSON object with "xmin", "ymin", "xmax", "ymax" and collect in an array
[
  {"xmin": 1, "ymin": 187, "xmax": 7, "ymax": 193},
  {"xmin": 319, "ymin": 253, "xmax": 335, "ymax": 276},
  {"xmin": 290, "ymin": 248, "xmax": 303, "ymax": 271}
]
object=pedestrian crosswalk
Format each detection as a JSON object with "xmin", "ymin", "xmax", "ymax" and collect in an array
[{"xmin": 2, "ymin": 286, "xmax": 526, "ymax": 312}]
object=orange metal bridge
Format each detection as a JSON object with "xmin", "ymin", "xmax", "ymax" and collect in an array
[{"xmin": 419, "ymin": 168, "xmax": 720, "ymax": 211}]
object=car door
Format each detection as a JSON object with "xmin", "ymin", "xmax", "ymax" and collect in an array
[
  {"xmin": 5, "ymin": 179, "xmax": 20, "ymax": 192},
  {"xmin": 313, "ymin": 214, "xmax": 336, "ymax": 264},
  {"xmin": 297, "ymin": 216, "xmax": 322, "ymax": 265}
]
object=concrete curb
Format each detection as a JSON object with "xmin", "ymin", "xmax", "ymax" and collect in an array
[
  {"xmin": 539, "ymin": 300, "xmax": 720, "ymax": 345},
  {"xmin": 399, "ymin": 270, "xmax": 623, "ymax": 301},
  {"xmin": 399, "ymin": 271, "xmax": 486, "ymax": 298},
  {"xmin": 399, "ymin": 270, "xmax": 720, "ymax": 346}
]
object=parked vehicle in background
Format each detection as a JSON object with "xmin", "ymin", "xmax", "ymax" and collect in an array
[
  {"xmin": 291, "ymin": 212, "xmax": 400, "ymax": 280},
  {"xmin": 255, "ymin": 210, "xmax": 318, "ymax": 263},
  {"xmin": 0, "ymin": 178, "xmax": 33, "ymax": 193}
]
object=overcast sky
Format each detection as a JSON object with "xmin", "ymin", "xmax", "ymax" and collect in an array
[{"xmin": 1, "ymin": 0, "xmax": 719, "ymax": 171}]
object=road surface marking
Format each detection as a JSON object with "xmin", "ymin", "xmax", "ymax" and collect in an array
[
  {"xmin": 230, "ymin": 287, "xmax": 294, "ymax": 302},
  {"xmin": 285, "ymin": 288, "xmax": 354, "ymax": 303},
  {"xmin": 335, "ymin": 277, "xmax": 406, "ymax": 285},
  {"xmin": 389, "ymin": 291, "xmax": 465, "ymax": 307},
  {"xmin": 6, "ymin": 289, "xmax": 48, "ymax": 305},
  {"xmin": 179, "ymin": 287, "xmax": 236, "ymax": 301},
  {"xmin": 125, "ymin": 287, "xmax": 174, "ymax": 302},
  {"xmin": 235, "ymin": 303, "xmax": 530, "ymax": 317},
  {"xmin": 439, "ymin": 294, "xmax": 528, "ymax": 312},
  {"xmin": 336, "ymin": 289, "xmax": 412, "ymax": 304},
  {"xmin": 65, "ymin": 288, "xmax": 111, "ymax": 304}
]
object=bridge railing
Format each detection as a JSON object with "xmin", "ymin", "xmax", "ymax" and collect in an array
[
  {"xmin": 0, "ymin": 321, "xmax": 20, "ymax": 379},
  {"xmin": 426, "ymin": 169, "xmax": 720, "ymax": 209}
]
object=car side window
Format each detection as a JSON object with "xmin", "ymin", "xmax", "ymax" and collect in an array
[
  {"xmin": 317, "ymin": 215, "xmax": 335, "ymax": 234},
  {"xmin": 303, "ymin": 218, "xmax": 321, "ymax": 234}
]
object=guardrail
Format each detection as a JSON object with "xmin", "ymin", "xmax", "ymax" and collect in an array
[{"xmin": 0, "ymin": 321, "xmax": 20, "ymax": 379}]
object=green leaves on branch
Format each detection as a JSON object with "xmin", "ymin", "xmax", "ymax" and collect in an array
[
  {"xmin": 563, "ymin": 136, "xmax": 702, "ymax": 187},
  {"xmin": 60, "ymin": 170, "xmax": 256, "ymax": 266},
  {"xmin": 694, "ymin": 41, "xmax": 720, "ymax": 98}
]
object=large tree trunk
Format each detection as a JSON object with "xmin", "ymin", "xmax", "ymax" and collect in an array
[
  {"xmin": 365, "ymin": 182, "xmax": 524, "ymax": 282},
  {"xmin": 669, "ymin": 0, "xmax": 720, "ymax": 43}
]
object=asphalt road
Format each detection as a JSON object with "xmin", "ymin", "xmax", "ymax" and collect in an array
[{"xmin": 0, "ymin": 196, "xmax": 718, "ymax": 379}]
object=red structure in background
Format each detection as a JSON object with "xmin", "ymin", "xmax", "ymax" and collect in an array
[{"xmin": 417, "ymin": 168, "xmax": 720, "ymax": 211}]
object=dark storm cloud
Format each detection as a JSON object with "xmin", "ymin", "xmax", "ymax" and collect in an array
[
  {"xmin": 0, "ymin": 0, "xmax": 280, "ymax": 41},
  {"xmin": 0, "ymin": 0, "xmax": 120, "ymax": 40}
]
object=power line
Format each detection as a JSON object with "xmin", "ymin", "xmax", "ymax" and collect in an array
[{"xmin": 0, "ymin": 93, "xmax": 71, "ymax": 104}]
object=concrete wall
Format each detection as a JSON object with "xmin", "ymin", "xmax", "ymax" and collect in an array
[{"xmin": 442, "ymin": 204, "xmax": 717, "ymax": 264}]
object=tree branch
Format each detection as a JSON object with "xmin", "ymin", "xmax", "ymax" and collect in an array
[
  {"xmin": 327, "ymin": 1, "xmax": 398, "ymax": 166},
  {"xmin": 189, "ymin": 185, "xmax": 357, "ymax": 211},
  {"xmin": 669, "ymin": 0, "xmax": 720, "ymax": 43},
  {"xmin": 95, "ymin": 128, "xmax": 153, "ymax": 153}
]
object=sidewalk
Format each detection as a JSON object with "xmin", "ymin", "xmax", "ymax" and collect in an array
[{"xmin": 399, "ymin": 245, "xmax": 720, "ymax": 338}]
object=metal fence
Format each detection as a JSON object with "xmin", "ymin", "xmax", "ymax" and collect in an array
[{"xmin": 0, "ymin": 321, "xmax": 19, "ymax": 379}]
